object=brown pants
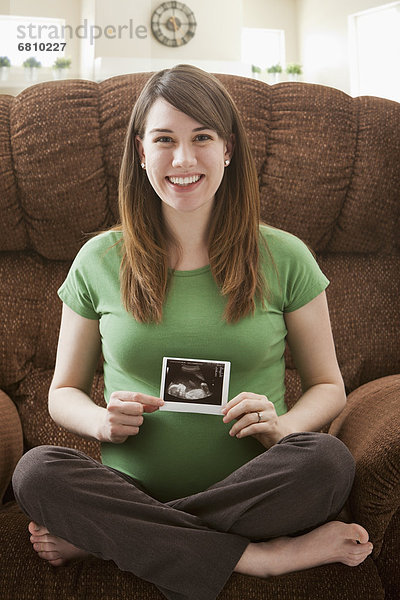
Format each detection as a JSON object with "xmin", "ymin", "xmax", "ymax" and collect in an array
[{"xmin": 12, "ymin": 432, "xmax": 355, "ymax": 600}]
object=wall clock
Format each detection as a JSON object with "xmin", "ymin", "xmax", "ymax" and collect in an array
[{"xmin": 151, "ymin": 2, "xmax": 197, "ymax": 47}]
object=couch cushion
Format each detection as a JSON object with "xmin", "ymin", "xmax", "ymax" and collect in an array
[
  {"xmin": 1, "ymin": 76, "xmax": 399, "ymax": 260},
  {"xmin": 319, "ymin": 254, "xmax": 400, "ymax": 392},
  {"xmin": 14, "ymin": 368, "xmax": 104, "ymax": 458},
  {"xmin": 0, "ymin": 253, "xmax": 68, "ymax": 389}
]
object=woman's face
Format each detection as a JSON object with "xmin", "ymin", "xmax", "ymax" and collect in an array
[{"xmin": 135, "ymin": 98, "xmax": 233, "ymax": 219}]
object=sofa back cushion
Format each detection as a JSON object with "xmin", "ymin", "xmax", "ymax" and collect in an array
[{"xmin": 1, "ymin": 75, "xmax": 399, "ymax": 259}]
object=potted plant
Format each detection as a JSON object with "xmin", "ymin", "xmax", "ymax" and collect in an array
[
  {"xmin": 267, "ymin": 64, "xmax": 282, "ymax": 84},
  {"xmin": 251, "ymin": 64, "xmax": 262, "ymax": 79},
  {"xmin": 286, "ymin": 63, "xmax": 303, "ymax": 81},
  {"xmin": 23, "ymin": 57, "xmax": 42, "ymax": 82},
  {"xmin": 0, "ymin": 56, "xmax": 11, "ymax": 81},
  {"xmin": 52, "ymin": 57, "xmax": 72, "ymax": 80}
]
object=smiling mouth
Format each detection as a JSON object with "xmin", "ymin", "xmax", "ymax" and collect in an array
[{"xmin": 167, "ymin": 174, "xmax": 203, "ymax": 186}]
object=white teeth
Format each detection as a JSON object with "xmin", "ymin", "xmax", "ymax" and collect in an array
[{"xmin": 168, "ymin": 175, "xmax": 201, "ymax": 186}]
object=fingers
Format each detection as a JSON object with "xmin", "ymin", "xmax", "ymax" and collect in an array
[
  {"xmin": 221, "ymin": 392, "xmax": 283, "ymax": 442},
  {"xmin": 105, "ymin": 411, "xmax": 143, "ymax": 440},
  {"xmin": 102, "ymin": 392, "xmax": 164, "ymax": 443},
  {"xmin": 109, "ymin": 392, "xmax": 164, "ymax": 414},
  {"xmin": 227, "ymin": 413, "xmax": 261, "ymax": 438},
  {"xmin": 107, "ymin": 403, "xmax": 145, "ymax": 426},
  {"xmin": 222, "ymin": 393, "xmax": 271, "ymax": 424},
  {"xmin": 222, "ymin": 393, "xmax": 274, "ymax": 438}
]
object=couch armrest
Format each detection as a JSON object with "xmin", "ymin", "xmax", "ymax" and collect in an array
[
  {"xmin": 329, "ymin": 375, "xmax": 400, "ymax": 556},
  {"xmin": 0, "ymin": 390, "xmax": 23, "ymax": 503}
]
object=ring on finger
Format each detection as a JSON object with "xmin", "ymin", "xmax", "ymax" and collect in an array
[{"xmin": 256, "ymin": 411, "xmax": 262, "ymax": 423}]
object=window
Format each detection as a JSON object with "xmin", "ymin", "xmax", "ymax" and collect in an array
[
  {"xmin": 349, "ymin": 2, "xmax": 400, "ymax": 101},
  {"xmin": 241, "ymin": 28, "xmax": 285, "ymax": 73},
  {"xmin": 0, "ymin": 15, "xmax": 66, "ymax": 67}
]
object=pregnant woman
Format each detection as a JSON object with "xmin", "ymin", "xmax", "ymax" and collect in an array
[{"xmin": 13, "ymin": 64, "xmax": 372, "ymax": 600}]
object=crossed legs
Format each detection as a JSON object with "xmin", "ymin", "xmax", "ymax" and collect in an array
[{"xmin": 12, "ymin": 432, "xmax": 372, "ymax": 600}]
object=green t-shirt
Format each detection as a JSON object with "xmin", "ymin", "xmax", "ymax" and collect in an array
[{"xmin": 58, "ymin": 225, "xmax": 329, "ymax": 501}]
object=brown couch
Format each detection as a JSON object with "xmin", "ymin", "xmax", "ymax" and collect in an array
[{"xmin": 0, "ymin": 72, "xmax": 399, "ymax": 600}]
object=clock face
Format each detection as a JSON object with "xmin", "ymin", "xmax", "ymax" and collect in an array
[{"xmin": 151, "ymin": 2, "xmax": 197, "ymax": 47}]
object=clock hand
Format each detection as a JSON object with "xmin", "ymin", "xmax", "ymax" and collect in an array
[{"xmin": 169, "ymin": 16, "xmax": 179, "ymax": 32}]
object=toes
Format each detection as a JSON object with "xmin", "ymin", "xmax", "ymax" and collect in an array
[
  {"xmin": 28, "ymin": 521, "xmax": 40, "ymax": 534},
  {"xmin": 37, "ymin": 550, "xmax": 62, "ymax": 562},
  {"xmin": 33, "ymin": 542, "xmax": 45, "ymax": 552},
  {"xmin": 48, "ymin": 557, "xmax": 67, "ymax": 567},
  {"xmin": 344, "ymin": 540, "xmax": 373, "ymax": 566},
  {"xmin": 348, "ymin": 552, "xmax": 371, "ymax": 567},
  {"xmin": 33, "ymin": 541, "xmax": 57, "ymax": 553},
  {"xmin": 28, "ymin": 521, "xmax": 49, "ymax": 536},
  {"xmin": 349, "ymin": 523, "xmax": 369, "ymax": 544},
  {"xmin": 37, "ymin": 551, "xmax": 67, "ymax": 566},
  {"xmin": 351, "ymin": 541, "xmax": 373, "ymax": 555},
  {"xmin": 31, "ymin": 534, "xmax": 54, "ymax": 544}
]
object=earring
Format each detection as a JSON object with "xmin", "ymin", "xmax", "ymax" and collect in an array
[
  {"xmin": 224, "ymin": 159, "xmax": 230, "ymax": 166},
  {"xmin": 140, "ymin": 162, "xmax": 146, "ymax": 170}
]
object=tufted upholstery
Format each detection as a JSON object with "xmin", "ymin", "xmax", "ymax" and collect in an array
[{"xmin": 0, "ymin": 73, "xmax": 399, "ymax": 600}]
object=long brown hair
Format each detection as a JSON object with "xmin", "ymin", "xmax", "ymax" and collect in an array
[{"xmin": 117, "ymin": 64, "xmax": 268, "ymax": 323}]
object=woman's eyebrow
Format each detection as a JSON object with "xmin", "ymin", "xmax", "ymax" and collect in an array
[{"xmin": 148, "ymin": 126, "xmax": 210, "ymax": 134}]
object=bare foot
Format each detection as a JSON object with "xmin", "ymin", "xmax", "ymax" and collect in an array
[
  {"xmin": 28, "ymin": 521, "xmax": 91, "ymax": 567},
  {"xmin": 234, "ymin": 521, "xmax": 373, "ymax": 578}
]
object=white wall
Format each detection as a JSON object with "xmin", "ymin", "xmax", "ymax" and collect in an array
[
  {"xmin": 79, "ymin": 0, "xmax": 95, "ymax": 79},
  {"xmin": 92, "ymin": 0, "xmax": 151, "ymax": 61},
  {"xmin": 296, "ymin": 0, "xmax": 391, "ymax": 94},
  {"xmin": 92, "ymin": 0, "xmax": 243, "ymax": 78}
]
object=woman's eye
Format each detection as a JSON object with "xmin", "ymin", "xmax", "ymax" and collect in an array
[
  {"xmin": 195, "ymin": 134, "xmax": 211, "ymax": 142},
  {"xmin": 155, "ymin": 136, "xmax": 173, "ymax": 143}
]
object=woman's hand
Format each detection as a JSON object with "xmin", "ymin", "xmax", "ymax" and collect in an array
[
  {"xmin": 98, "ymin": 391, "xmax": 164, "ymax": 444},
  {"xmin": 222, "ymin": 392, "xmax": 292, "ymax": 449}
]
